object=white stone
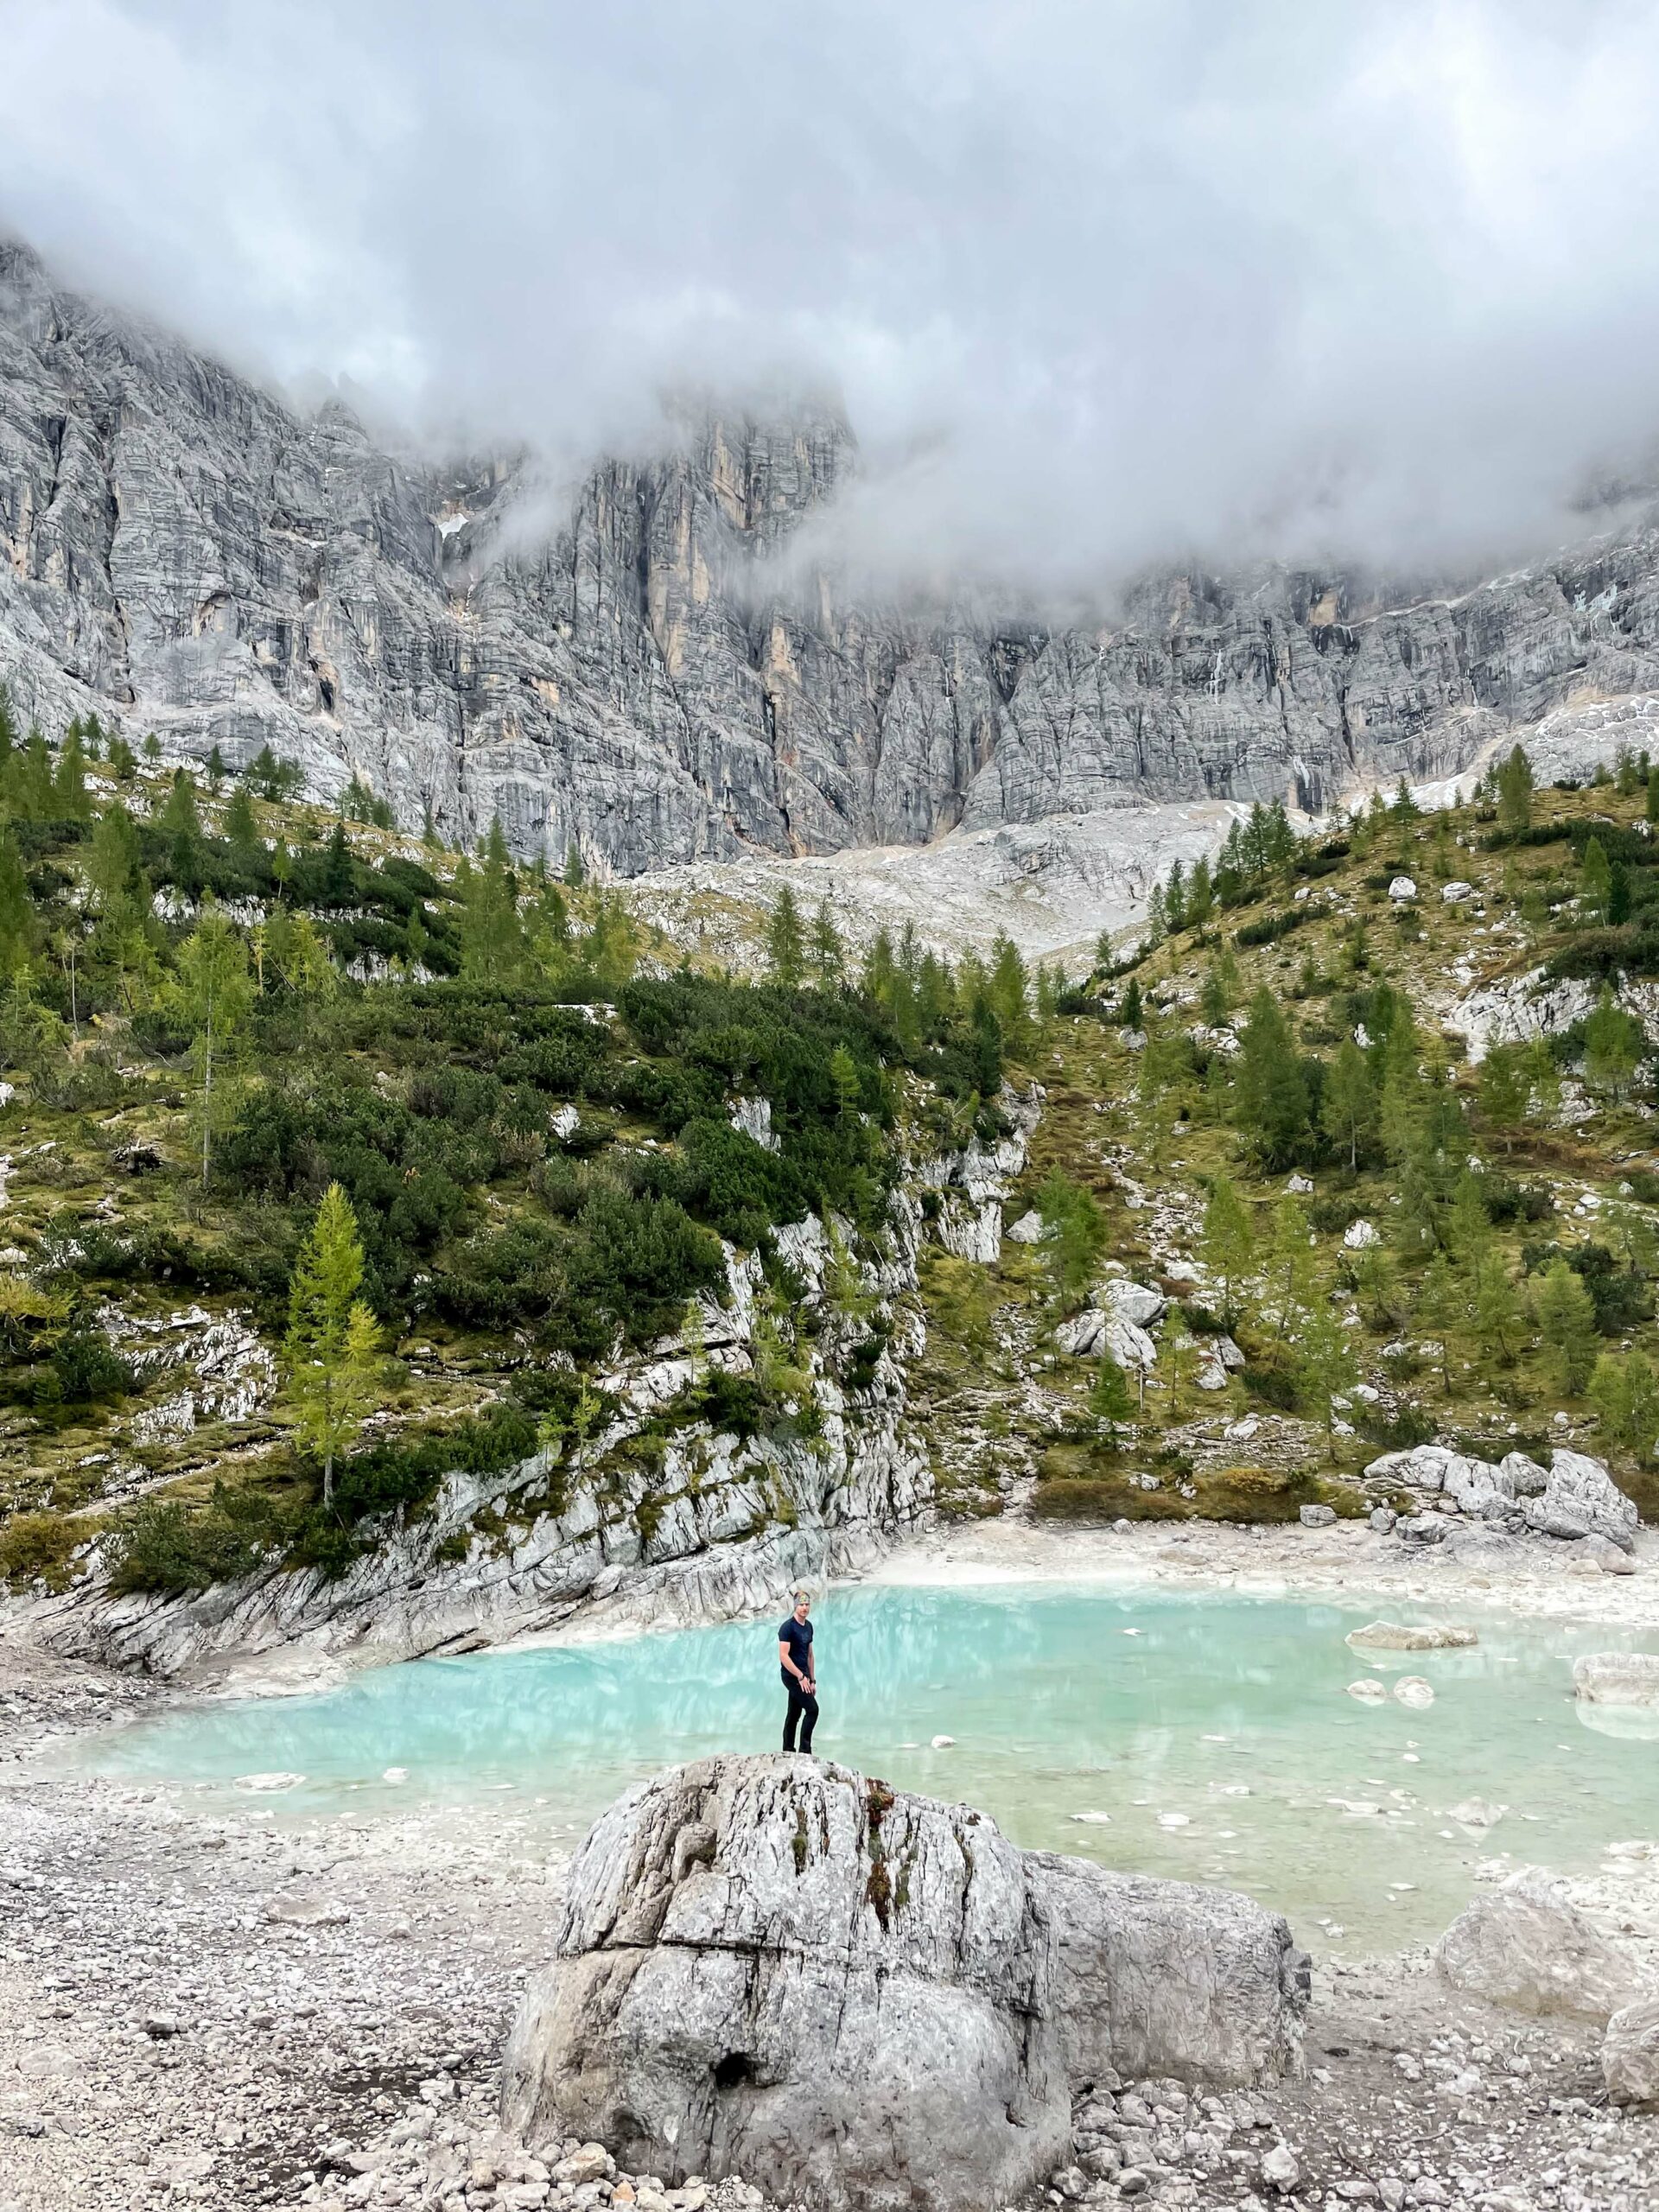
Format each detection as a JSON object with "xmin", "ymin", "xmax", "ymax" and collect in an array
[
  {"xmin": 1435, "ymin": 1870, "xmax": 1647, "ymax": 2019},
  {"xmin": 1006, "ymin": 1211, "xmax": 1046, "ymax": 1244},
  {"xmin": 1100, "ymin": 1280, "xmax": 1166, "ymax": 1329},
  {"xmin": 1344, "ymin": 1681, "xmax": 1389, "ymax": 1705},
  {"xmin": 1391, "ymin": 1677, "xmax": 1434, "ymax": 1708},
  {"xmin": 1604, "ymin": 1995, "xmax": 1659, "ymax": 2107},
  {"xmin": 1522, "ymin": 1450, "xmax": 1639, "ymax": 1551},
  {"xmin": 1387, "ymin": 876, "xmax": 1416, "ymax": 902},
  {"xmin": 1341, "ymin": 1219, "xmax": 1381, "ymax": 1250},
  {"xmin": 1440, "ymin": 880, "xmax": 1477, "ymax": 903},
  {"xmin": 1345, "ymin": 1622, "xmax": 1477, "ymax": 1653},
  {"xmin": 1574, "ymin": 1652, "xmax": 1659, "ymax": 1709}
]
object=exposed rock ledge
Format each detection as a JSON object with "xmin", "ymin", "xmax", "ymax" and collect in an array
[{"xmin": 501, "ymin": 1754, "xmax": 1307, "ymax": 2212}]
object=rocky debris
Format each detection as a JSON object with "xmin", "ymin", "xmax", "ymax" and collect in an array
[
  {"xmin": 501, "ymin": 1755, "xmax": 1306, "ymax": 2211},
  {"xmin": 1573, "ymin": 1651, "xmax": 1659, "ymax": 1708},
  {"xmin": 1363, "ymin": 1444, "xmax": 1637, "ymax": 1553},
  {"xmin": 1605, "ymin": 1995, "xmax": 1659, "ymax": 2108},
  {"xmin": 1345, "ymin": 1621, "xmax": 1478, "ymax": 1652},
  {"xmin": 1435, "ymin": 1871, "xmax": 1651, "ymax": 2020}
]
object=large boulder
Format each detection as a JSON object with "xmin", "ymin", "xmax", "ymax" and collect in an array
[
  {"xmin": 501, "ymin": 1757, "xmax": 1306, "ymax": 2212},
  {"xmin": 1029, "ymin": 1855, "xmax": 1307, "ymax": 2090},
  {"xmin": 1434, "ymin": 1871, "xmax": 1647, "ymax": 2020},
  {"xmin": 1574, "ymin": 1652, "xmax": 1659, "ymax": 1708},
  {"xmin": 1522, "ymin": 1451, "xmax": 1640, "ymax": 1551},
  {"xmin": 1100, "ymin": 1280, "xmax": 1167, "ymax": 1330}
]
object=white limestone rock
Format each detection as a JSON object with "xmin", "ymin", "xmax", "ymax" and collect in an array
[
  {"xmin": 1440, "ymin": 880, "xmax": 1477, "ymax": 903},
  {"xmin": 1604, "ymin": 1996, "xmax": 1659, "ymax": 2107},
  {"xmin": 1522, "ymin": 1450, "xmax": 1639, "ymax": 1552},
  {"xmin": 500, "ymin": 1757, "xmax": 1306, "ymax": 2212},
  {"xmin": 1100, "ymin": 1280, "xmax": 1166, "ymax": 1329},
  {"xmin": 1005, "ymin": 1210, "xmax": 1046, "ymax": 1244},
  {"xmin": 1345, "ymin": 1621, "xmax": 1477, "ymax": 1653},
  {"xmin": 1341, "ymin": 1219, "xmax": 1380, "ymax": 1249},
  {"xmin": 1435, "ymin": 1871, "xmax": 1648, "ymax": 2020},
  {"xmin": 1574, "ymin": 1652, "xmax": 1659, "ymax": 1708},
  {"xmin": 1387, "ymin": 876, "xmax": 1417, "ymax": 901}
]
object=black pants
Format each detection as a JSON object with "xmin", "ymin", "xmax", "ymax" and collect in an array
[{"xmin": 783, "ymin": 1677, "xmax": 818, "ymax": 1753}]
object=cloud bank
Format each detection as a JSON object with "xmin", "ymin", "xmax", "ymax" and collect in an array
[{"xmin": 4, "ymin": 0, "xmax": 1659, "ymax": 594}]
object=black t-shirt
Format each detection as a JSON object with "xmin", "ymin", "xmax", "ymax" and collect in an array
[{"xmin": 779, "ymin": 1615, "xmax": 813, "ymax": 1688}]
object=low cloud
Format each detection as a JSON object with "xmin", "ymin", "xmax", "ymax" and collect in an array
[{"xmin": 4, "ymin": 0, "xmax": 1659, "ymax": 595}]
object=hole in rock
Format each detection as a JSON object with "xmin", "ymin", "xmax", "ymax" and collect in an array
[{"xmin": 713, "ymin": 2052, "xmax": 754, "ymax": 2091}]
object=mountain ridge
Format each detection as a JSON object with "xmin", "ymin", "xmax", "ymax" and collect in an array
[{"xmin": 7, "ymin": 236, "xmax": 1659, "ymax": 874}]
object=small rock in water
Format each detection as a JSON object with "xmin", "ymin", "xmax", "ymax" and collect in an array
[
  {"xmin": 930, "ymin": 1734, "xmax": 955, "ymax": 1750},
  {"xmin": 1346, "ymin": 1621, "xmax": 1477, "ymax": 1652},
  {"xmin": 383, "ymin": 1766, "xmax": 409, "ymax": 1783},
  {"xmin": 1393, "ymin": 1676, "xmax": 1435, "ymax": 1708},
  {"xmin": 233, "ymin": 1771, "xmax": 304, "ymax": 1792},
  {"xmin": 1070, "ymin": 1811, "xmax": 1113, "ymax": 1825},
  {"xmin": 1346, "ymin": 1680, "xmax": 1389, "ymax": 1704},
  {"xmin": 1156, "ymin": 1812, "xmax": 1191, "ymax": 1828},
  {"xmin": 1446, "ymin": 1797, "xmax": 1505, "ymax": 1831}
]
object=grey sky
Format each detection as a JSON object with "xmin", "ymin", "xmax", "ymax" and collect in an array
[{"xmin": 3, "ymin": 0, "xmax": 1658, "ymax": 593}]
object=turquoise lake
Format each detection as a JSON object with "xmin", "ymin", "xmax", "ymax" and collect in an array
[{"xmin": 59, "ymin": 1583, "xmax": 1659, "ymax": 1947}]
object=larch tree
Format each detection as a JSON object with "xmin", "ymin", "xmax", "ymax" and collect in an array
[
  {"xmin": 766, "ymin": 885, "xmax": 806, "ymax": 988},
  {"xmin": 171, "ymin": 899, "xmax": 253, "ymax": 1185},
  {"xmin": 283, "ymin": 1183, "xmax": 383, "ymax": 1506},
  {"xmin": 1535, "ymin": 1259, "xmax": 1599, "ymax": 1395}
]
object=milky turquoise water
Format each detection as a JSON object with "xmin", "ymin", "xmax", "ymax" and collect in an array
[{"xmin": 58, "ymin": 1584, "xmax": 1659, "ymax": 1946}]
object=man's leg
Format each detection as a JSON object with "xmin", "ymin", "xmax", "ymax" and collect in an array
[
  {"xmin": 783, "ymin": 1683, "xmax": 802, "ymax": 1751},
  {"xmin": 798, "ymin": 1691, "xmax": 818, "ymax": 1754}
]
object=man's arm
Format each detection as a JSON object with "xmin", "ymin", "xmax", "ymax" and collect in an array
[{"xmin": 779, "ymin": 1637, "xmax": 806, "ymax": 1684}]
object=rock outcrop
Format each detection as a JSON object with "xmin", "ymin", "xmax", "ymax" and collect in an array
[
  {"xmin": 1364, "ymin": 1444, "xmax": 1638, "ymax": 1552},
  {"xmin": 10, "ymin": 237, "xmax": 1659, "ymax": 874},
  {"xmin": 501, "ymin": 1756, "xmax": 1306, "ymax": 2212},
  {"xmin": 1605, "ymin": 1996, "xmax": 1659, "ymax": 2108}
]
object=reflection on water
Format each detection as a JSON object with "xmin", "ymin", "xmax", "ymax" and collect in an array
[{"xmin": 57, "ymin": 1584, "xmax": 1659, "ymax": 1948}]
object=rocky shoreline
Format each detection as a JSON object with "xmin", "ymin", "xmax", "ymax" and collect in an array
[{"xmin": 4, "ymin": 1609, "xmax": 1659, "ymax": 2212}]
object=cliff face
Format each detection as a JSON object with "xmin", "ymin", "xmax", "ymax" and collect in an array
[{"xmin": 6, "ymin": 236, "xmax": 1659, "ymax": 874}]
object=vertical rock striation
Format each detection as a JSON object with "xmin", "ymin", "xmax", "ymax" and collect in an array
[{"xmin": 7, "ymin": 236, "xmax": 1659, "ymax": 874}]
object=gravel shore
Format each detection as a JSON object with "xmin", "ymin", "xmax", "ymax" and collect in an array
[{"xmin": 4, "ymin": 1598, "xmax": 1658, "ymax": 2212}]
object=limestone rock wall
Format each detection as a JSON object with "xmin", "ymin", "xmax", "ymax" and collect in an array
[{"xmin": 8, "ymin": 238, "xmax": 1659, "ymax": 874}]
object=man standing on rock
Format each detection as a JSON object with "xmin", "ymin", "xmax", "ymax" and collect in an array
[{"xmin": 779, "ymin": 1588, "xmax": 818, "ymax": 1753}]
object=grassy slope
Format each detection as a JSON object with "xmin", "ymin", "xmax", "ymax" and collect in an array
[{"xmin": 915, "ymin": 779, "xmax": 1659, "ymax": 1524}]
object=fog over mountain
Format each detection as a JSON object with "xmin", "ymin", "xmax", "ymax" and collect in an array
[
  {"xmin": 4, "ymin": 3, "xmax": 1659, "ymax": 869},
  {"xmin": 7, "ymin": 1, "xmax": 1659, "ymax": 589}
]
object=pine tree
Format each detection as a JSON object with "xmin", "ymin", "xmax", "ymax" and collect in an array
[
  {"xmin": 829, "ymin": 1043, "xmax": 861, "ymax": 1122},
  {"xmin": 160, "ymin": 771, "xmax": 207, "ymax": 893},
  {"xmin": 1201, "ymin": 1174, "xmax": 1255, "ymax": 1325},
  {"xmin": 563, "ymin": 840, "xmax": 586, "ymax": 887},
  {"xmin": 54, "ymin": 725, "xmax": 90, "ymax": 819},
  {"xmin": 1496, "ymin": 744, "xmax": 1535, "ymax": 837},
  {"xmin": 1584, "ymin": 985, "xmax": 1644, "ymax": 1099},
  {"xmin": 0, "ymin": 828, "xmax": 37, "ymax": 980},
  {"xmin": 456, "ymin": 828, "xmax": 528, "ymax": 983},
  {"xmin": 282, "ymin": 1184, "xmax": 383, "ymax": 1505},
  {"xmin": 1535, "ymin": 1258, "xmax": 1599, "ymax": 1394},
  {"xmin": 1036, "ymin": 1171, "xmax": 1106, "ymax": 1306},
  {"xmin": 1234, "ymin": 988, "xmax": 1310, "ymax": 1166},
  {"xmin": 1647, "ymin": 766, "xmax": 1659, "ymax": 827},
  {"xmin": 1590, "ymin": 1351, "xmax": 1659, "ymax": 1461},
  {"xmin": 107, "ymin": 734, "xmax": 137, "ymax": 783},
  {"xmin": 1415, "ymin": 1252, "xmax": 1459, "ymax": 1395},
  {"xmin": 1580, "ymin": 835, "xmax": 1612, "ymax": 924},
  {"xmin": 224, "ymin": 784, "xmax": 262, "ymax": 868},
  {"xmin": 809, "ymin": 898, "xmax": 845, "ymax": 989},
  {"xmin": 988, "ymin": 933, "xmax": 1031, "ymax": 1052},
  {"xmin": 207, "ymin": 743, "xmax": 227, "ymax": 789},
  {"xmin": 1185, "ymin": 855, "xmax": 1213, "ymax": 934},
  {"xmin": 1471, "ymin": 1249, "xmax": 1523, "ymax": 1364},
  {"xmin": 1267, "ymin": 1196, "xmax": 1316, "ymax": 1338},
  {"xmin": 1320, "ymin": 1038, "xmax": 1376, "ymax": 1170},
  {"xmin": 1120, "ymin": 976, "xmax": 1144, "ymax": 1032},
  {"xmin": 171, "ymin": 899, "xmax": 253, "ymax": 1185},
  {"xmin": 1295, "ymin": 1301, "xmax": 1358, "ymax": 1459},
  {"xmin": 1087, "ymin": 1355, "xmax": 1134, "ymax": 1444},
  {"xmin": 1478, "ymin": 1041, "xmax": 1530, "ymax": 1153},
  {"xmin": 766, "ymin": 885, "xmax": 806, "ymax": 988}
]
